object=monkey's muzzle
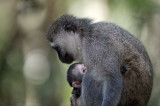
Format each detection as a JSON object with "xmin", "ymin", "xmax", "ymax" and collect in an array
[{"xmin": 52, "ymin": 45, "xmax": 74, "ymax": 64}]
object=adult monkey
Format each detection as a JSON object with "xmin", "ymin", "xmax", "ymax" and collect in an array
[{"xmin": 46, "ymin": 15, "xmax": 153, "ymax": 106}]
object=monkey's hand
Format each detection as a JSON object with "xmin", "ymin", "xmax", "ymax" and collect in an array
[{"xmin": 70, "ymin": 96, "xmax": 76, "ymax": 106}]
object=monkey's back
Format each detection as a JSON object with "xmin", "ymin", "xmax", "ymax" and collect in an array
[{"xmin": 84, "ymin": 22, "xmax": 153, "ymax": 106}]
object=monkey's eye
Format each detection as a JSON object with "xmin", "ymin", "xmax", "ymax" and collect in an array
[{"xmin": 63, "ymin": 23, "xmax": 76, "ymax": 33}]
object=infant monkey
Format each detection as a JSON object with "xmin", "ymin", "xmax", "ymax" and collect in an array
[{"xmin": 67, "ymin": 63, "xmax": 87, "ymax": 106}]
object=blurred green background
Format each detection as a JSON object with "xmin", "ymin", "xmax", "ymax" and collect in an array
[{"xmin": 0, "ymin": 0, "xmax": 160, "ymax": 106}]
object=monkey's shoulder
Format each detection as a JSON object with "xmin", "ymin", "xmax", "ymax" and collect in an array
[
  {"xmin": 89, "ymin": 22, "xmax": 136, "ymax": 42},
  {"xmin": 89, "ymin": 22, "xmax": 117, "ymax": 34}
]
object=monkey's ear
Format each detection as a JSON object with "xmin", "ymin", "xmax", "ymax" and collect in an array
[{"xmin": 63, "ymin": 23, "xmax": 77, "ymax": 33}]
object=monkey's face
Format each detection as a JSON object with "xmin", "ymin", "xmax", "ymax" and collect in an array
[
  {"xmin": 71, "ymin": 64, "xmax": 87, "ymax": 88},
  {"xmin": 46, "ymin": 15, "xmax": 91, "ymax": 64},
  {"xmin": 74, "ymin": 64, "xmax": 87, "ymax": 75},
  {"xmin": 46, "ymin": 15, "xmax": 83, "ymax": 64},
  {"xmin": 49, "ymin": 28, "xmax": 81, "ymax": 64}
]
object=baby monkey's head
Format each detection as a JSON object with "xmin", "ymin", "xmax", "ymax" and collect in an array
[{"xmin": 67, "ymin": 63, "xmax": 87, "ymax": 88}]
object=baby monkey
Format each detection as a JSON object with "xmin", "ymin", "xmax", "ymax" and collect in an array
[{"xmin": 67, "ymin": 63, "xmax": 87, "ymax": 106}]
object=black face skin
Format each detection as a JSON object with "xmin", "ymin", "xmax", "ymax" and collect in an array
[
  {"xmin": 57, "ymin": 50, "xmax": 74, "ymax": 64},
  {"xmin": 52, "ymin": 44, "xmax": 74, "ymax": 64}
]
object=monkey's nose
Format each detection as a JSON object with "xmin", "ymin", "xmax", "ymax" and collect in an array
[{"xmin": 50, "ymin": 42, "xmax": 60, "ymax": 51}]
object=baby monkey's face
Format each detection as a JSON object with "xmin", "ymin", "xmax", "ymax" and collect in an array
[
  {"xmin": 71, "ymin": 64, "xmax": 87, "ymax": 88},
  {"xmin": 74, "ymin": 64, "xmax": 87, "ymax": 75}
]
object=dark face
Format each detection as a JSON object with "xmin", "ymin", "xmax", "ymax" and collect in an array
[
  {"xmin": 47, "ymin": 15, "xmax": 80, "ymax": 64},
  {"xmin": 46, "ymin": 15, "xmax": 91, "ymax": 64},
  {"xmin": 58, "ymin": 52, "xmax": 74, "ymax": 64},
  {"xmin": 52, "ymin": 44, "xmax": 74, "ymax": 64}
]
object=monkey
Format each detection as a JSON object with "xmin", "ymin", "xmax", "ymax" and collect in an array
[
  {"xmin": 67, "ymin": 62, "xmax": 133, "ymax": 106},
  {"xmin": 67, "ymin": 63, "xmax": 87, "ymax": 106},
  {"xmin": 46, "ymin": 15, "xmax": 153, "ymax": 106},
  {"xmin": 67, "ymin": 62, "xmax": 132, "ymax": 106},
  {"xmin": 67, "ymin": 63, "xmax": 87, "ymax": 88}
]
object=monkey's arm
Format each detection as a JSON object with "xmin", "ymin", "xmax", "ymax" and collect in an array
[
  {"xmin": 85, "ymin": 53, "xmax": 123, "ymax": 106},
  {"xmin": 83, "ymin": 31, "xmax": 123, "ymax": 106},
  {"xmin": 101, "ymin": 57, "xmax": 123, "ymax": 106},
  {"xmin": 85, "ymin": 47, "xmax": 123, "ymax": 105}
]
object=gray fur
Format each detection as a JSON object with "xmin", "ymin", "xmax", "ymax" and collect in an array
[{"xmin": 46, "ymin": 15, "xmax": 153, "ymax": 106}]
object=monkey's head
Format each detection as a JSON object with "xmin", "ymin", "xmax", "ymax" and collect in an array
[
  {"xmin": 67, "ymin": 63, "xmax": 87, "ymax": 88},
  {"xmin": 46, "ymin": 15, "xmax": 91, "ymax": 64}
]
